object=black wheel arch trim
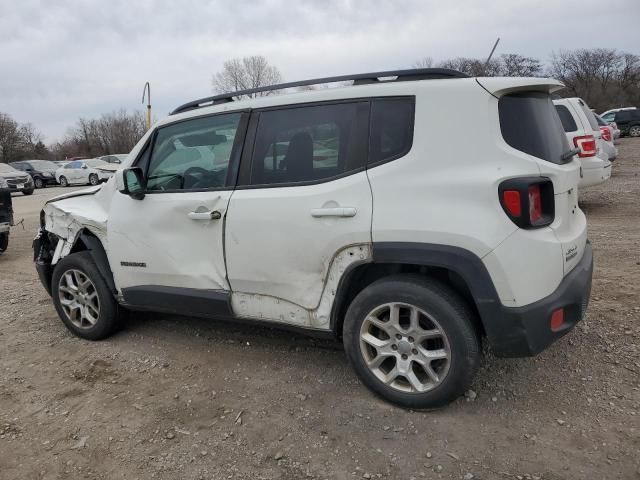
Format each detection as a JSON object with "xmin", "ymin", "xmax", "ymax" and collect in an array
[
  {"xmin": 77, "ymin": 232, "xmax": 118, "ymax": 295},
  {"xmin": 330, "ymin": 241, "xmax": 503, "ymax": 343}
]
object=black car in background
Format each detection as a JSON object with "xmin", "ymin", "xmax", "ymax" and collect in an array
[
  {"xmin": 0, "ymin": 180, "xmax": 13, "ymax": 254},
  {"xmin": 0, "ymin": 163, "xmax": 34, "ymax": 195},
  {"xmin": 10, "ymin": 159, "xmax": 59, "ymax": 188},
  {"xmin": 614, "ymin": 110, "xmax": 640, "ymax": 137}
]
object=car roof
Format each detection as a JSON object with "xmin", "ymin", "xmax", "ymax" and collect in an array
[{"xmin": 164, "ymin": 75, "xmax": 564, "ymax": 129}]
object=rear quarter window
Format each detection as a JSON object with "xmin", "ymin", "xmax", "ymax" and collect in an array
[
  {"xmin": 499, "ymin": 92, "xmax": 570, "ymax": 164},
  {"xmin": 555, "ymin": 105, "xmax": 578, "ymax": 132},
  {"xmin": 578, "ymin": 101, "xmax": 599, "ymax": 131}
]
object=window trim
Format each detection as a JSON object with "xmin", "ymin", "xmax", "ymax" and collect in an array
[
  {"xmin": 132, "ymin": 109, "xmax": 250, "ymax": 195},
  {"xmin": 236, "ymin": 97, "xmax": 407, "ymax": 190},
  {"xmin": 366, "ymin": 96, "xmax": 416, "ymax": 168}
]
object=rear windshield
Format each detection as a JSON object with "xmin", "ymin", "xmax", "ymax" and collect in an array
[
  {"xmin": 499, "ymin": 92, "xmax": 571, "ymax": 164},
  {"xmin": 555, "ymin": 105, "xmax": 578, "ymax": 132}
]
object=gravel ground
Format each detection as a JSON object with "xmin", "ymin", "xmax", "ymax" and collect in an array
[{"xmin": 1, "ymin": 140, "xmax": 639, "ymax": 480}]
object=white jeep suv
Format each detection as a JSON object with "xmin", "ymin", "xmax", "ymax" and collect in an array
[
  {"xmin": 34, "ymin": 69, "xmax": 593, "ymax": 408},
  {"xmin": 553, "ymin": 97, "xmax": 612, "ymax": 187}
]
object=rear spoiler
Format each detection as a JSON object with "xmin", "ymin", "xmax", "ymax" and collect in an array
[{"xmin": 476, "ymin": 77, "xmax": 565, "ymax": 96}]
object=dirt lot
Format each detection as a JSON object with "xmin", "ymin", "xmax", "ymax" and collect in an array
[{"xmin": 1, "ymin": 141, "xmax": 639, "ymax": 480}]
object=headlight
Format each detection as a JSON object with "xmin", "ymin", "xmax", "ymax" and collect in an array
[
  {"xmin": 0, "ymin": 177, "xmax": 7, "ymax": 188},
  {"xmin": 26, "ymin": 176, "xmax": 33, "ymax": 183}
]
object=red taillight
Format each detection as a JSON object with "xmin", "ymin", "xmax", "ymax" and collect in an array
[
  {"xmin": 528, "ymin": 184, "xmax": 542, "ymax": 223},
  {"xmin": 499, "ymin": 178, "xmax": 554, "ymax": 229},
  {"xmin": 600, "ymin": 126, "xmax": 611, "ymax": 142},
  {"xmin": 550, "ymin": 308, "xmax": 565, "ymax": 331},
  {"xmin": 573, "ymin": 135, "xmax": 597, "ymax": 157},
  {"xmin": 502, "ymin": 190, "xmax": 521, "ymax": 217}
]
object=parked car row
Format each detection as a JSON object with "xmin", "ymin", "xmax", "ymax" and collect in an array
[
  {"xmin": 553, "ymin": 97, "xmax": 614, "ymax": 188},
  {"xmin": 0, "ymin": 155, "xmax": 127, "ymax": 194}
]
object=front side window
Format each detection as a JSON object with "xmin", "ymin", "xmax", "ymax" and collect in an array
[
  {"xmin": 369, "ymin": 98, "xmax": 414, "ymax": 165},
  {"xmin": 555, "ymin": 105, "xmax": 578, "ymax": 132},
  {"xmin": 146, "ymin": 113, "xmax": 242, "ymax": 191},
  {"xmin": 249, "ymin": 102, "xmax": 367, "ymax": 186},
  {"xmin": 66, "ymin": 161, "xmax": 81, "ymax": 169}
]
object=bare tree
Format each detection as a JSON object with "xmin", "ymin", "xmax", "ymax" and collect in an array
[
  {"xmin": 500, "ymin": 53, "xmax": 543, "ymax": 77},
  {"xmin": 0, "ymin": 113, "xmax": 22, "ymax": 163},
  {"xmin": 212, "ymin": 56, "xmax": 283, "ymax": 98},
  {"xmin": 549, "ymin": 49, "xmax": 640, "ymax": 112},
  {"xmin": 51, "ymin": 110, "xmax": 146, "ymax": 160},
  {"xmin": 0, "ymin": 114, "xmax": 48, "ymax": 163},
  {"xmin": 413, "ymin": 57, "xmax": 433, "ymax": 69}
]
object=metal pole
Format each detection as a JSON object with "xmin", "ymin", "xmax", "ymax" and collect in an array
[
  {"xmin": 141, "ymin": 82, "xmax": 151, "ymax": 131},
  {"xmin": 484, "ymin": 38, "xmax": 500, "ymax": 71}
]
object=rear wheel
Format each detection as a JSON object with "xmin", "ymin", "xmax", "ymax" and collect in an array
[
  {"xmin": 51, "ymin": 252, "xmax": 120, "ymax": 340},
  {"xmin": 34, "ymin": 177, "xmax": 44, "ymax": 189},
  {"xmin": 0, "ymin": 233, "xmax": 8, "ymax": 254},
  {"xmin": 59, "ymin": 176, "xmax": 68, "ymax": 187},
  {"xmin": 629, "ymin": 125, "xmax": 640, "ymax": 137},
  {"xmin": 89, "ymin": 173, "xmax": 99, "ymax": 186},
  {"xmin": 343, "ymin": 274, "xmax": 480, "ymax": 409}
]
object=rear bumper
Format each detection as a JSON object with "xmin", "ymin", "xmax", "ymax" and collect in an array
[
  {"xmin": 580, "ymin": 164, "xmax": 611, "ymax": 188},
  {"xmin": 490, "ymin": 241, "xmax": 593, "ymax": 357}
]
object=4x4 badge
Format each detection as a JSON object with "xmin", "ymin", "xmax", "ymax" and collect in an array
[{"xmin": 565, "ymin": 245, "xmax": 578, "ymax": 262}]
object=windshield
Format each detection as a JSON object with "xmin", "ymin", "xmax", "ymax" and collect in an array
[
  {"xmin": 86, "ymin": 159, "xmax": 109, "ymax": 168},
  {"xmin": 28, "ymin": 160, "xmax": 58, "ymax": 170},
  {"xmin": 0, "ymin": 163, "xmax": 20, "ymax": 174}
]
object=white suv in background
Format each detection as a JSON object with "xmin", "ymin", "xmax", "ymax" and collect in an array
[
  {"xmin": 34, "ymin": 69, "xmax": 593, "ymax": 409},
  {"xmin": 554, "ymin": 98, "xmax": 612, "ymax": 188}
]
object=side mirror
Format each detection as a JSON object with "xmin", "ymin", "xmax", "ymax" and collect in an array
[
  {"xmin": 117, "ymin": 167, "xmax": 145, "ymax": 200},
  {"xmin": 82, "ymin": 164, "xmax": 88, "ymax": 169}
]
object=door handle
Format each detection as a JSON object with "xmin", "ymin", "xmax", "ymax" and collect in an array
[
  {"xmin": 310, "ymin": 207, "xmax": 357, "ymax": 218},
  {"xmin": 188, "ymin": 210, "xmax": 222, "ymax": 221}
]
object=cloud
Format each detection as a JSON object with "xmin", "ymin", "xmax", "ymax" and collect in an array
[{"xmin": 0, "ymin": 0, "xmax": 638, "ymax": 142}]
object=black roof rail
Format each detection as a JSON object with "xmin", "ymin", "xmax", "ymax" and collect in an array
[{"xmin": 170, "ymin": 68, "xmax": 468, "ymax": 115}]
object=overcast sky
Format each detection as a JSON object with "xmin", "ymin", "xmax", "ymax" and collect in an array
[{"xmin": 1, "ymin": 0, "xmax": 638, "ymax": 143}]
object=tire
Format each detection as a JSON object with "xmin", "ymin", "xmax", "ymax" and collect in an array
[
  {"xmin": 22, "ymin": 188, "xmax": 34, "ymax": 196},
  {"xmin": 34, "ymin": 177, "xmax": 44, "ymax": 189},
  {"xmin": 89, "ymin": 174, "xmax": 99, "ymax": 186},
  {"xmin": 51, "ymin": 251, "xmax": 120, "ymax": 340},
  {"xmin": 0, "ymin": 232, "xmax": 8, "ymax": 254},
  {"xmin": 629, "ymin": 125, "xmax": 640, "ymax": 137},
  {"xmin": 343, "ymin": 274, "xmax": 481, "ymax": 409},
  {"xmin": 59, "ymin": 176, "xmax": 68, "ymax": 187}
]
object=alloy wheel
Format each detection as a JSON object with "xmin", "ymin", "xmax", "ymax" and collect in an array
[
  {"xmin": 58, "ymin": 269, "xmax": 101, "ymax": 329},
  {"xmin": 359, "ymin": 302, "xmax": 451, "ymax": 393}
]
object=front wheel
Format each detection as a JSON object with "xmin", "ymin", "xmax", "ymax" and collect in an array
[
  {"xmin": 22, "ymin": 188, "xmax": 34, "ymax": 196},
  {"xmin": 51, "ymin": 252, "xmax": 120, "ymax": 340},
  {"xmin": 343, "ymin": 275, "xmax": 481, "ymax": 409},
  {"xmin": 629, "ymin": 125, "xmax": 640, "ymax": 137},
  {"xmin": 89, "ymin": 173, "xmax": 99, "ymax": 186},
  {"xmin": 59, "ymin": 176, "xmax": 68, "ymax": 187}
]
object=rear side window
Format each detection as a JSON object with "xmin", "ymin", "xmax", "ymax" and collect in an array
[
  {"xmin": 249, "ymin": 102, "xmax": 367, "ymax": 186},
  {"xmin": 555, "ymin": 105, "xmax": 578, "ymax": 132},
  {"xmin": 499, "ymin": 92, "xmax": 570, "ymax": 164},
  {"xmin": 578, "ymin": 101, "xmax": 599, "ymax": 131},
  {"xmin": 369, "ymin": 98, "xmax": 414, "ymax": 165}
]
